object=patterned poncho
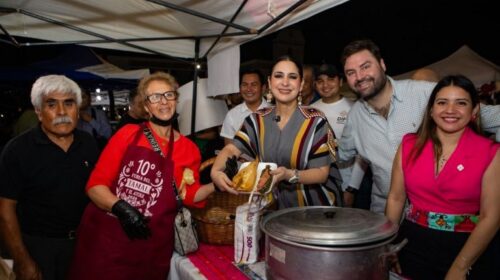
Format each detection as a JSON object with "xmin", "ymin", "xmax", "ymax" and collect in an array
[{"xmin": 234, "ymin": 106, "xmax": 343, "ymax": 208}]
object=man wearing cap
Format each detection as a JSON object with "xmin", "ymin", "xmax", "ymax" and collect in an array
[
  {"xmin": 311, "ymin": 64, "xmax": 370, "ymax": 207},
  {"xmin": 0, "ymin": 75, "xmax": 99, "ymax": 280},
  {"xmin": 220, "ymin": 68, "xmax": 269, "ymax": 145},
  {"xmin": 311, "ymin": 64, "xmax": 353, "ymax": 139}
]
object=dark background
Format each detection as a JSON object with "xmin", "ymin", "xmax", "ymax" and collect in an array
[{"xmin": 241, "ymin": 0, "xmax": 499, "ymax": 76}]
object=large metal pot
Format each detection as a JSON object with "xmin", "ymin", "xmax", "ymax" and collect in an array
[{"xmin": 260, "ymin": 206, "xmax": 403, "ymax": 280}]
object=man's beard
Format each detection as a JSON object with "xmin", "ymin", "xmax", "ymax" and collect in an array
[{"xmin": 354, "ymin": 75, "xmax": 387, "ymax": 101}]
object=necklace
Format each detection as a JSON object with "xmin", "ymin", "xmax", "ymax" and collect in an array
[
  {"xmin": 438, "ymin": 154, "xmax": 449, "ymax": 170},
  {"xmin": 436, "ymin": 155, "xmax": 447, "ymax": 176},
  {"xmin": 438, "ymin": 155, "xmax": 448, "ymax": 169},
  {"xmin": 438, "ymin": 144, "xmax": 457, "ymax": 173}
]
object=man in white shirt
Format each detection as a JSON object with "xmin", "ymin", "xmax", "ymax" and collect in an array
[
  {"xmin": 311, "ymin": 63, "xmax": 353, "ymax": 139},
  {"xmin": 220, "ymin": 68, "xmax": 269, "ymax": 145},
  {"xmin": 311, "ymin": 64, "xmax": 370, "ymax": 208}
]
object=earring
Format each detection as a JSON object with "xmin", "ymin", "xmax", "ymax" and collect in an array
[
  {"xmin": 297, "ymin": 92, "xmax": 303, "ymax": 106},
  {"xmin": 266, "ymin": 90, "xmax": 273, "ymax": 103},
  {"xmin": 471, "ymin": 114, "xmax": 477, "ymax": 121}
]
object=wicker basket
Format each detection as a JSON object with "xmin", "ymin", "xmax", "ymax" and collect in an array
[{"xmin": 189, "ymin": 192, "xmax": 250, "ymax": 245}]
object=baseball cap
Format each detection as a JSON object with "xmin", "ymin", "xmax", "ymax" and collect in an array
[{"xmin": 314, "ymin": 64, "xmax": 340, "ymax": 79}]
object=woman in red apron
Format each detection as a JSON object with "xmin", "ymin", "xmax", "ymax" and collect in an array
[{"xmin": 68, "ymin": 72, "xmax": 214, "ymax": 280}]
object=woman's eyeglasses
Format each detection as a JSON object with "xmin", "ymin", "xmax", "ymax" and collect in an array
[{"xmin": 145, "ymin": 91, "xmax": 177, "ymax": 103}]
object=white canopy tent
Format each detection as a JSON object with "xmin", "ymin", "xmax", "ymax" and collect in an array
[
  {"xmin": 395, "ymin": 45, "xmax": 500, "ymax": 88},
  {"xmin": 177, "ymin": 78, "xmax": 228, "ymax": 135},
  {"xmin": 77, "ymin": 61, "xmax": 150, "ymax": 80},
  {"xmin": 0, "ymin": 0, "xmax": 349, "ymax": 133}
]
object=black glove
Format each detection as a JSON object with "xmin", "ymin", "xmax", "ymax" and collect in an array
[
  {"xmin": 111, "ymin": 199, "xmax": 151, "ymax": 240},
  {"xmin": 223, "ymin": 155, "xmax": 238, "ymax": 180}
]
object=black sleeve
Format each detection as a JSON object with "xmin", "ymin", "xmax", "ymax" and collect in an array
[{"xmin": 0, "ymin": 138, "xmax": 23, "ymax": 200}]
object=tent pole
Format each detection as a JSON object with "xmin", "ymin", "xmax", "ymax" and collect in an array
[
  {"xmin": 190, "ymin": 39, "xmax": 200, "ymax": 135},
  {"xmin": 258, "ymin": 0, "xmax": 307, "ymax": 34},
  {"xmin": 6, "ymin": 8, "xmax": 189, "ymax": 64},
  {"xmin": 146, "ymin": 0, "xmax": 252, "ymax": 34},
  {"xmin": 108, "ymin": 88, "xmax": 115, "ymax": 125},
  {"xmin": 13, "ymin": 32, "xmax": 249, "ymax": 47},
  {"xmin": 202, "ymin": 0, "xmax": 249, "ymax": 58},
  {"xmin": 0, "ymin": 24, "xmax": 19, "ymax": 47}
]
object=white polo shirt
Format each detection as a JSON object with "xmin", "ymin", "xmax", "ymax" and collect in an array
[{"xmin": 220, "ymin": 99, "xmax": 269, "ymax": 139}]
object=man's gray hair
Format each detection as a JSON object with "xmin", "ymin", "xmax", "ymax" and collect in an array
[{"xmin": 31, "ymin": 75, "xmax": 82, "ymax": 110}]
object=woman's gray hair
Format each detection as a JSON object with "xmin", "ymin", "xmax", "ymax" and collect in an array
[{"xmin": 31, "ymin": 75, "xmax": 82, "ymax": 110}]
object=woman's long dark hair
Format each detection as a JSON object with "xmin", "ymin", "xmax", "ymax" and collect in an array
[{"xmin": 409, "ymin": 75, "xmax": 482, "ymax": 164}]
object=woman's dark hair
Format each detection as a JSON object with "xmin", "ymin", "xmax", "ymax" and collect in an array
[
  {"xmin": 340, "ymin": 39, "xmax": 382, "ymax": 67},
  {"xmin": 270, "ymin": 55, "xmax": 303, "ymax": 79},
  {"xmin": 410, "ymin": 74, "xmax": 482, "ymax": 163}
]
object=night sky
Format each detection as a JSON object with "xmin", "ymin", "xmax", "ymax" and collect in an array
[{"xmin": 241, "ymin": 0, "xmax": 499, "ymax": 76}]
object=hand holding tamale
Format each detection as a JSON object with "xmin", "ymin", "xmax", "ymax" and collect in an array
[
  {"xmin": 231, "ymin": 158, "xmax": 259, "ymax": 192},
  {"xmin": 179, "ymin": 168, "xmax": 195, "ymax": 199}
]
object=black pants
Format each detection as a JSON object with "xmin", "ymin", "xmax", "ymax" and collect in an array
[
  {"xmin": 395, "ymin": 220, "xmax": 499, "ymax": 280},
  {"xmin": 353, "ymin": 168, "xmax": 372, "ymax": 210},
  {"xmin": 22, "ymin": 233, "xmax": 76, "ymax": 280}
]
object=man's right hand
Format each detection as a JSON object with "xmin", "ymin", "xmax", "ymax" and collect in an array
[
  {"xmin": 111, "ymin": 200, "xmax": 151, "ymax": 240},
  {"xmin": 0, "ymin": 198, "xmax": 42, "ymax": 280},
  {"xmin": 14, "ymin": 256, "xmax": 42, "ymax": 280}
]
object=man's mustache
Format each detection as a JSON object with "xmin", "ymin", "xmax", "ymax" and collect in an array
[
  {"xmin": 355, "ymin": 77, "xmax": 373, "ymax": 87},
  {"xmin": 52, "ymin": 116, "xmax": 73, "ymax": 125}
]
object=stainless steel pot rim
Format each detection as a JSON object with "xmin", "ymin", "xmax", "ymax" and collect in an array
[
  {"xmin": 261, "ymin": 206, "xmax": 398, "ymax": 246},
  {"xmin": 265, "ymin": 233, "xmax": 397, "ymax": 251}
]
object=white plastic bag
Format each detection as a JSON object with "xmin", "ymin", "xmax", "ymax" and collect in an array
[
  {"xmin": 0, "ymin": 257, "xmax": 14, "ymax": 280},
  {"xmin": 234, "ymin": 197, "xmax": 264, "ymax": 264}
]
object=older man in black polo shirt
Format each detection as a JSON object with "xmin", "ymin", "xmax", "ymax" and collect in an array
[{"xmin": 0, "ymin": 75, "xmax": 99, "ymax": 280}]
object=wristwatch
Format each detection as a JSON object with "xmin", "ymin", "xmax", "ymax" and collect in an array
[
  {"xmin": 345, "ymin": 186, "xmax": 358, "ymax": 194},
  {"xmin": 288, "ymin": 169, "xmax": 300, "ymax": 184}
]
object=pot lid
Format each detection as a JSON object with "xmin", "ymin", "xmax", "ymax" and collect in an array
[{"xmin": 261, "ymin": 206, "xmax": 398, "ymax": 246}]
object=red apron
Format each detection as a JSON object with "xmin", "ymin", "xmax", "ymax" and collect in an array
[{"xmin": 68, "ymin": 128, "xmax": 177, "ymax": 280}]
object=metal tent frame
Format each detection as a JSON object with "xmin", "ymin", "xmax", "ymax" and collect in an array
[{"xmin": 0, "ymin": 0, "xmax": 345, "ymax": 134}]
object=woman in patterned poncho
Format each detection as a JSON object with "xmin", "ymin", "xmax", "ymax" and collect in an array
[{"xmin": 211, "ymin": 55, "xmax": 342, "ymax": 208}]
